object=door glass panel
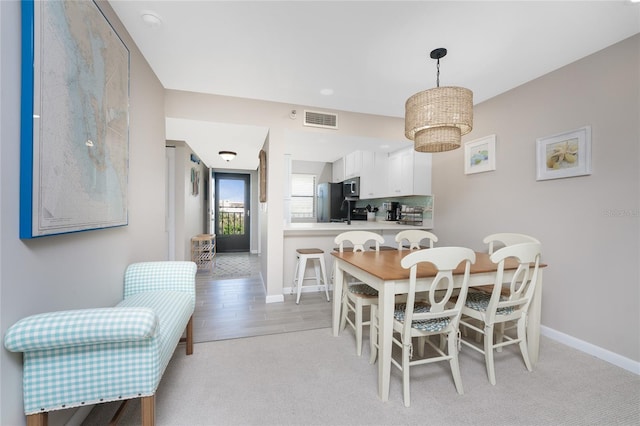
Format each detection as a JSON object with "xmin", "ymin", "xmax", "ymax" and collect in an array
[{"xmin": 218, "ymin": 178, "xmax": 245, "ymax": 236}]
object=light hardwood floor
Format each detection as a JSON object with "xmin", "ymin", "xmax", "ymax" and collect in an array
[{"xmin": 193, "ymin": 252, "xmax": 333, "ymax": 342}]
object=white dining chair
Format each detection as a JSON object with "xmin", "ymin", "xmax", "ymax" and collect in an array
[
  {"xmin": 459, "ymin": 242, "xmax": 542, "ymax": 385},
  {"xmin": 334, "ymin": 230, "xmax": 385, "ymax": 356},
  {"xmin": 369, "ymin": 246, "xmax": 476, "ymax": 407},
  {"xmin": 473, "ymin": 232, "xmax": 540, "ymax": 295},
  {"xmin": 395, "ymin": 229, "xmax": 438, "ymax": 250},
  {"xmin": 483, "ymin": 232, "xmax": 540, "ymax": 254}
]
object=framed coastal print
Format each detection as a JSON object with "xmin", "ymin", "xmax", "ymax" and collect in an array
[
  {"xmin": 464, "ymin": 134, "xmax": 496, "ymax": 175},
  {"xmin": 536, "ymin": 126, "xmax": 591, "ymax": 181},
  {"xmin": 259, "ymin": 150, "xmax": 267, "ymax": 202},
  {"xmin": 20, "ymin": 0, "xmax": 130, "ymax": 238},
  {"xmin": 191, "ymin": 168, "xmax": 200, "ymax": 196}
]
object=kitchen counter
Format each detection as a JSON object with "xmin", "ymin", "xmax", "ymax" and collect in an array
[
  {"xmin": 282, "ymin": 220, "xmax": 432, "ymax": 296},
  {"xmin": 283, "ymin": 220, "xmax": 431, "ymax": 235}
]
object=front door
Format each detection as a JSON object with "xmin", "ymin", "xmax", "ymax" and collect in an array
[{"xmin": 214, "ymin": 173, "xmax": 250, "ymax": 252}]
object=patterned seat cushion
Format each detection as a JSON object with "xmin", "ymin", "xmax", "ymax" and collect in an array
[
  {"xmin": 348, "ymin": 283, "xmax": 378, "ymax": 296},
  {"xmin": 394, "ymin": 303, "xmax": 450, "ymax": 332},
  {"xmin": 465, "ymin": 290, "xmax": 514, "ymax": 314},
  {"xmin": 119, "ymin": 291, "xmax": 193, "ymax": 375}
]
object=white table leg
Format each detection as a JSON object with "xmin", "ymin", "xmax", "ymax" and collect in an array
[
  {"xmin": 378, "ymin": 282, "xmax": 395, "ymax": 401},
  {"xmin": 527, "ymin": 269, "xmax": 543, "ymax": 364},
  {"xmin": 332, "ymin": 260, "xmax": 344, "ymax": 336}
]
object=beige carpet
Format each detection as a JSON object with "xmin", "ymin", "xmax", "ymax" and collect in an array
[{"xmin": 82, "ymin": 328, "xmax": 639, "ymax": 425}]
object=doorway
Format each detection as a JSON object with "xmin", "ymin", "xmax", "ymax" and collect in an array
[{"xmin": 214, "ymin": 173, "xmax": 250, "ymax": 252}]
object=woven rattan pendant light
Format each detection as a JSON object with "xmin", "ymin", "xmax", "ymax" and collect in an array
[{"xmin": 405, "ymin": 48, "xmax": 473, "ymax": 152}]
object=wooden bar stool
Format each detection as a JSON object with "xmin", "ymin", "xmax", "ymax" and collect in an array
[{"xmin": 293, "ymin": 248, "xmax": 330, "ymax": 304}]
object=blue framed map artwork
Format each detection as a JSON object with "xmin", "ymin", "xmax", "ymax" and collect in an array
[{"xmin": 20, "ymin": 0, "xmax": 129, "ymax": 238}]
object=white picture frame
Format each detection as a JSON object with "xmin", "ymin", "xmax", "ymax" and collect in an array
[
  {"xmin": 464, "ymin": 134, "xmax": 496, "ymax": 175},
  {"xmin": 536, "ymin": 126, "xmax": 591, "ymax": 181}
]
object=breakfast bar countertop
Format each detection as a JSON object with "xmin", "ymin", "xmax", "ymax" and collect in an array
[
  {"xmin": 281, "ymin": 220, "xmax": 433, "ymax": 295},
  {"xmin": 283, "ymin": 220, "xmax": 432, "ymax": 235}
]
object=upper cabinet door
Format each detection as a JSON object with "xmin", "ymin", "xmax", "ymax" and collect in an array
[
  {"xmin": 344, "ymin": 151, "xmax": 363, "ymax": 179},
  {"xmin": 360, "ymin": 151, "xmax": 388, "ymax": 199},
  {"xmin": 387, "ymin": 148, "xmax": 411, "ymax": 196},
  {"xmin": 387, "ymin": 148, "xmax": 432, "ymax": 196}
]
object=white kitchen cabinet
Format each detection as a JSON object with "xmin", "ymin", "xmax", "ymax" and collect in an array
[
  {"xmin": 333, "ymin": 150, "xmax": 366, "ymax": 182},
  {"xmin": 360, "ymin": 151, "xmax": 388, "ymax": 199},
  {"xmin": 387, "ymin": 147, "xmax": 432, "ymax": 196},
  {"xmin": 344, "ymin": 150, "xmax": 364, "ymax": 179},
  {"xmin": 332, "ymin": 157, "xmax": 345, "ymax": 183}
]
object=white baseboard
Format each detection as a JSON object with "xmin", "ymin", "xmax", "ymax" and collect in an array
[
  {"xmin": 266, "ymin": 294, "xmax": 284, "ymax": 303},
  {"xmin": 541, "ymin": 325, "xmax": 640, "ymax": 375},
  {"xmin": 283, "ymin": 285, "xmax": 334, "ymax": 295}
]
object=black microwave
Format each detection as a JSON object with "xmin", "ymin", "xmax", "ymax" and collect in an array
[{"xmin": 343, "ymin": 177, "xmax": 360, "ymax": 199}]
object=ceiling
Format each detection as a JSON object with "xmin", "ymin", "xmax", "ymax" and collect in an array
[{"xmin": 109, "ymin": 0, "xmax": 640, "ymax": 170}]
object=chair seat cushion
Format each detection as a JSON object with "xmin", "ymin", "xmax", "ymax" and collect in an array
[
  {"xmin": 296, "ymin": 248, "xmax": 324, "ymax": 255},
  {"xmin": 348, "ymin": 283, "xmax": 378, "ymax": 296},
  {"xmin": 465, "ymin": 290, "xmax": 514, "ymax": 314},
  {"xmin": 393, "ymin": 303, "xmax": 450, "ymax": 332}
]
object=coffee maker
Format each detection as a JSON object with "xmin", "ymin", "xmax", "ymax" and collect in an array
[{"xmin": 382, "ymin": 202, "xmax": 399, "ymax": 221}]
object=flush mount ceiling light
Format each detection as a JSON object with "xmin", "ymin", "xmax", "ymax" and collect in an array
[
  {"xmin": 219, "ymin": 151, "xmax": 237, "ymax": 162},
  {"xmin": 405, "ymin": 48, "xmax": 473, "ymax": 153},
  {"xmin": 141, "ymin": 12, "xmax": 162, "ymax": 28}
]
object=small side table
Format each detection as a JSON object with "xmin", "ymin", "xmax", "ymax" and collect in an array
[{"xmin": 191, "ymin": 234, "xmax": 216, "ymax": 272}]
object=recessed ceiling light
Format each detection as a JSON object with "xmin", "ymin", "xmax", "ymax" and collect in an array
[
  {"xmin": 320, "ymin": 88, "xmax": 334, "ymax": 96},
  {"xmin": 141, "ymin": 12, "xmax": 162, "ymax": 28}
]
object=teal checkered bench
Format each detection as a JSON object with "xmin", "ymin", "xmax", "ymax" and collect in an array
[{"xmin": 4, "ymin": 261, "xmax": 197, "ymax": 426}]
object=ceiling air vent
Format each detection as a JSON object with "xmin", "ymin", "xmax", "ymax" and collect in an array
[{"xmin": 303, "ymin": 110, "xmax": 338, "ymax": 129}]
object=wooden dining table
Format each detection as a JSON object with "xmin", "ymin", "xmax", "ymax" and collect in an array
[{"xmin": 331, "ymin": 249, "xmax": 545, "ymax": 402}]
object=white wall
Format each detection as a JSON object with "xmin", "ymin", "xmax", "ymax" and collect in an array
[
  {"xmin": 0, "ymin": 2, "xmax": 4, "ymax": 421},
  {"xmin": 179, "ymin": 143, "xmax": 208, "ymax": 260},
  {"xmin": 292, "ymin": 160, "xmax": 332, "ymax": 185},
  {"xmin": 0, "ymin": 1, "xmax": 168, "ymax": 424},
  {"xmin": 432, "ymin": 34, "xmax": 639, "ymax": 363}
]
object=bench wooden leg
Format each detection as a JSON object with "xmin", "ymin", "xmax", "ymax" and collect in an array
[
  {"xmin": 186, "ymin": 315, "xmax": 193, "ymax": 355},
  {"xmin": 141, "ymin": 396, "xmax": 155, "ymax": 426},
  {"xmin": 109, "ymin": 400, "xmax": 130, "ymax": 426},
  {"xmin": 179, "ymin": 315, "xmax": 194, "ymax": 355},
  {"xmin": 27, "ymin": 413, "xmax": 47, "ymax": 426}
]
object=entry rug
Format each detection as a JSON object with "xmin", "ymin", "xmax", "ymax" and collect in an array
[{"xmin": 208, "ymin": 253, "xmax": 259, "ymax": 279}]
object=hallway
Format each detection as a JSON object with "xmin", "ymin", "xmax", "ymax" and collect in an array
[{"xmin": 193, "ymin": 252, "xmax": 332, "ymax": 342}]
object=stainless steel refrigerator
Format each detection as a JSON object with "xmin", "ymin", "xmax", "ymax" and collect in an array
[{"xmin": 316, "ymin": 182, "xmax": 345, "ymax": 222}]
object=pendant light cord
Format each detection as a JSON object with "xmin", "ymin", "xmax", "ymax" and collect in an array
[{"xmin": 430, "ymin": 47, "xmax": 446, "ymax": 88}]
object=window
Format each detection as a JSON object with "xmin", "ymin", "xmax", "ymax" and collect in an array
[{"xmin": 291, "ymin": 174, "xmax": 316, "ymax": 221}]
